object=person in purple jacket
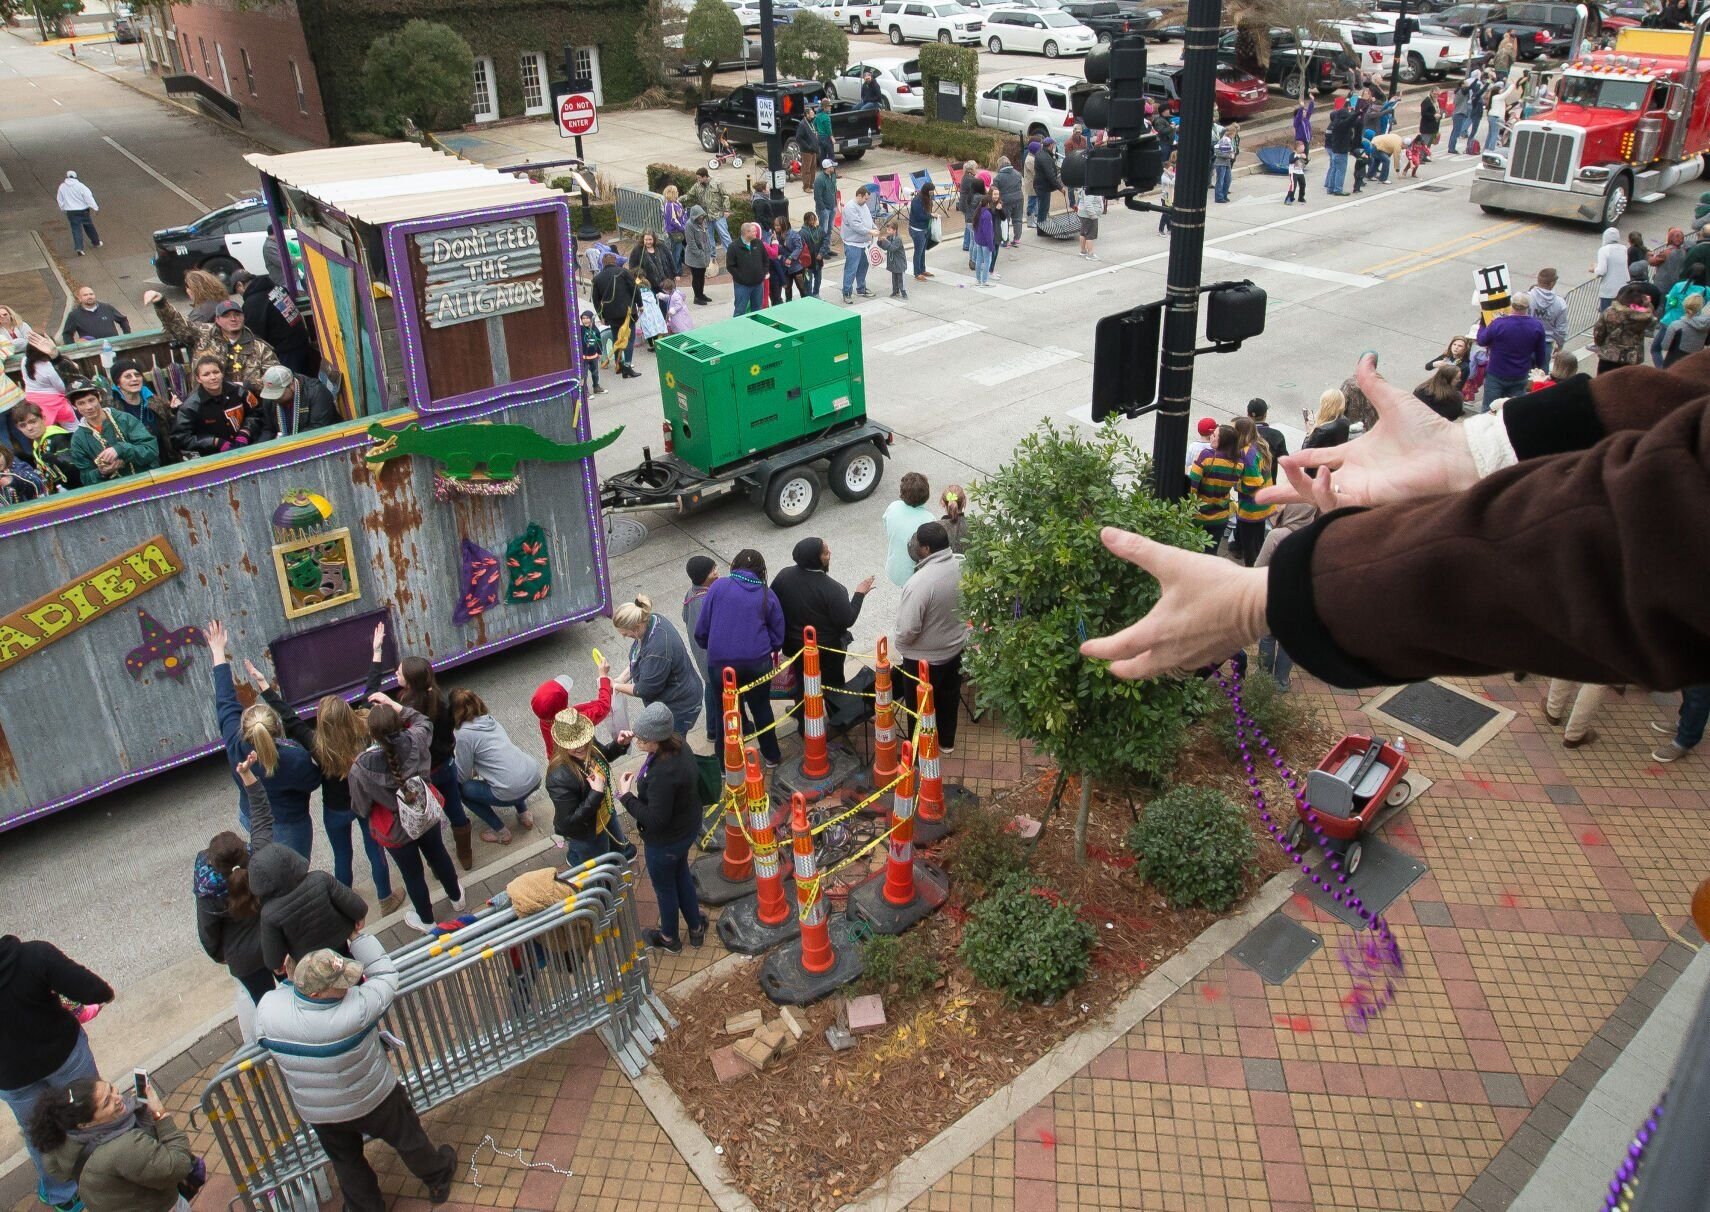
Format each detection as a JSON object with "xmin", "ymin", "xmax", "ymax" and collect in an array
[
  {"xmin": 971, "ymin": 196, "xmax": 999, "ymax": 288},
  {"xmin": 693, "ymin": 548, "xmax": 786, "ymax": 764},
  {"xmin": 1475, "ymin": 294, "xmax": 1549, "ymax": 410}
]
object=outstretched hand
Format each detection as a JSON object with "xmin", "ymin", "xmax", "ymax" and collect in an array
[
  {"xmin": 243, "ymin": 658, "xmax": 269, "ymax": 692},
  {"xmin": 1078, "ymin": 528, "xmax": 1268, "ymax": 681},
  {"xmin": 1257, "ymin": 354, "xmax": 1481, "ymax": 510},
  {"xmin": 205, "ymin": 620, "xmax": 229, "ymax": 662}
]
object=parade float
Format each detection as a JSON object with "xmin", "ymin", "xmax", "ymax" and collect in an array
[{"xmin": 0, "ymin": 143, "xmax": 616, "ymax": 831}]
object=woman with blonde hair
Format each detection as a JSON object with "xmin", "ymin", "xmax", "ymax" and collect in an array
[
  {"xmin": 662, "ymin": 183, "xmax": 688, "ymax": 275},
  {"xmin": 547, "ymin": 709, "xmax": 635, "ymax": 867},
  {"xmin": 183, "ymin": 268, "xmax": 232, "ymax": 323},
  {"xmin": 0, "ymin": 303, "xmax": 32, "ymax": 357},
  {"xmin": 1302, "ymin": 387, "xmax": 1351, "ymax": 451},
  {"xmin": 939, "ymin": 483, "xmax": 969, "ymax": 553},
  {"xmin": 207, "ymin": 620, "xmax": 320, "ymax": 859},
  {"xmin": 246, "ymin": 630, "xmax": 401, "ymax": 911},
  {"xmin": 611, "ymin": 594, "xmax": 704, "ymax": 737}
]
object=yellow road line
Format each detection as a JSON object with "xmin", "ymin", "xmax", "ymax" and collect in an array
[
  {"xmin": 1384, "ymin": 223, "xmax": 1543, "ymax": 280},
  {"xmin": 1358, "ymin": 220, "xmax": 1519, "ymax": 274}
]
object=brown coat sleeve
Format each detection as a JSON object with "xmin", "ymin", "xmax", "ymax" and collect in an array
[
  {"xmin": 1267, "ymin": 388, "xmax": 1710, "ymax": 689},
  {"xmin": 1502, "ymin": 351, "xmax": 1710, "ymax": 459}
]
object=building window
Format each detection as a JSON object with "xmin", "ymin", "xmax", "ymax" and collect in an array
[
  {"xmin": 239, "ymin": 47, "xmax": 256, "ymax": 96},
  {"xmin": 290, "ymin": 58, "xmax": 309, "ymax": 115},
  {"xmin": 215, "ymin": 43, "xmax": 232, "ymax": 95},
  {"xmin": 471, "ymin": 56, "xmax": 497, "ymax": 122},
  {"xmin": 178, "ymin": 33, "xmax": 190, "ymax": 72},
  {"xmin": 571, "ymin": 46, "xmax": 604, "ymax": 106},
  {"xmin": 197, "ymin": 36, "xmax": 210, "ymax": 77},
  {"xmin": 520, "ymin": 51, "xmax": 549, "ymax": 116}
]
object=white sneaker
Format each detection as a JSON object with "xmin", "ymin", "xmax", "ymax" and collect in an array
[
  {"xmin": 449, "ymin": 894, "xmax": 466, "ymax": 912},
  {"xmin": 404, "ymin": 912, "xmax": 433, "ymax": 934},
  {"xmin": 1087, "ymin": 253, "xmax": 1099, "ymax": 261},
  {"xmin": 990, "ymin": 272, "xmax": 1002, "ymax": 280}
]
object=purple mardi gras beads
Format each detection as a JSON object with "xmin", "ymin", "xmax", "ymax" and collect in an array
[
  {"xmin": 1215, "ymin": 665, "xmax": 1405, "ymax": 1033},
  {"xmin": 1603, "ymin": 1095, "xmax": 1666, "ymax": 1212}
]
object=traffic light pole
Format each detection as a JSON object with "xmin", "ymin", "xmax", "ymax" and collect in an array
[
  {"xmin": 759, "ymin": 0, "xmax": 788, "ymax": 219},
  {"xmin": 1151, "ymin": 0, "xmax": 1220, "ymax": 501},
  {"xmin": 1389, "ymin": 0, "xmax": 1409, "ymax": 98}
]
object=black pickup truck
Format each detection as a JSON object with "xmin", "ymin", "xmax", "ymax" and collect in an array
[
  {"xmin": 1217, "ymin": 27, "xmax": 1355, "ymax": 99},
  {"xmin": 1474, "ymin": 2, "xmax": 1602, "ymax": 58},
  {"xmin": 695, "ymin": 82, "xmax": 883, "ymax": 163},
  {"xmin": 1056, "ymin": 0, "xmax": 1163, "ymax": 42}
]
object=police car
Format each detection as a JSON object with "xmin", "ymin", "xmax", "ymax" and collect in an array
[{"xmin": 151, "ymin": 196, "xmax": 299, "ymax": 288}]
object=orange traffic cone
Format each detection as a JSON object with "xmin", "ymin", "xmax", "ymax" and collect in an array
[
  {"xmin": 849, "ymin": 739, "xmax": 949, "ymax": 934},
  {"xmin": 691, "ymin": 709, "xmax": 757, "ymax": 904},
  {"xmin": 883, "ymin": 739, "xmax": 918, "ymax": 907},
  {"xmin": 791, "ymin": 795, "xmax": 833, "ymax": 974},
  {"xmin": 800, "ymin": 626, "xmax": 830, "ymax": 779},
  {"xmin": 873, "ymin": 637, "xmax": 899, "ymax": 786},
  {"xmin": 910, "ymin": 662, "xmax": 974, "ymax": 844},
  {"xmin": 759, "ymin": 792, "xmax": 865, "ymax": 1004},
  {"xmin": 716, "ymin": 745, "xmax": 802, "ymax": 954}
]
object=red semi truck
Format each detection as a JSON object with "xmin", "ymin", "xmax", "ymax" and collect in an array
[{"xmin": 1471, "ymin": 20, "xmax": 1710, "ymax": 226}]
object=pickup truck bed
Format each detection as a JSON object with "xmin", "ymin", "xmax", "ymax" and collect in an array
[{"xmin": 696, "ymin": 83, "xmax": 883, "ymax": 162}]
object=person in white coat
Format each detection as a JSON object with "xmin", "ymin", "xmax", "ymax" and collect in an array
[
  {"xmin": 1593, "ymin": 227, "xmax": 1630, "ymax": 313},
  {"xmin": 55, "ymin": 172, "xmax": 101, "ymax": 256}
]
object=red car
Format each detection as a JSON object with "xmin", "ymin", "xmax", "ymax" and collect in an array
[{"xmin": 1143, "ymin": 64, "xmax": 1270, "ymax": 122}]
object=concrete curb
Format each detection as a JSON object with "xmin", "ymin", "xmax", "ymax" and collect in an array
[{"xmin": 619, "ymin": 869, "xmax": 1296, "ymax": 1212}]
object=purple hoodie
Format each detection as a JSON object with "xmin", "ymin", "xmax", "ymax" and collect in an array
[
  {"xmin": 1292, "ymin": 98, "xmax": 1315, "ymax": 146},
  {"xmin": 974, "ymin": 207, "xmax": 998, "ymax": 250},
  {"xmin": 693, "ymin": 570, "xmax": 786, "ymax": 666}
]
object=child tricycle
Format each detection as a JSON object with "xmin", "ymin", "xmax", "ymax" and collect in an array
[{"xmin": 1284, "ymin": 734, "xmax": 1413, "ymax": 876}]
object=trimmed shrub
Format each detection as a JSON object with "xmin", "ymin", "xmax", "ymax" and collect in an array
[
  {"xmin": 1207, "ymin": 662, "xmax": 1310, "ymax": 759},
  {"xmin": 684, "ymin": 0, "xmax": 745, "ymax": 94},
  {"xmin": 858, "ymin": 931, "xmax": 944, "ymax": 998},
  {"xmin": 778, "ymin": 12, "xmax": 850, "ymax": 84},
  {"xmin": 362, "ymin": 20, "xmax": 474, "ymax": 135},
  {"xmin": 959, "ymin": 876, "xmax": 1095, "ymax": 1004},
  {"xmin": 917, "ymin": 43, "xmax": 979, "ymax": 126},
  {"xmin": 1127, "ymin": 787, "xmax": 1255, "ymax": 912},
  {"xmin": 944, "ymin": 804, "xmax": 1030, "ymax": 896},
  {"xmin": 873, "ymin": 114, "xmax": 1007, "ymax": 169}
]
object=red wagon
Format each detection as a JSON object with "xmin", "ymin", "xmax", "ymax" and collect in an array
[{"xmin": 1284, "ymin": 734, "xmax": 1413, "ymax": 876}]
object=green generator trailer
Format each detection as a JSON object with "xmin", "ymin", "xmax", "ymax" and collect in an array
[{"xmin": 601, "ymin": 298, "xmax": 892, "ymax": 526}]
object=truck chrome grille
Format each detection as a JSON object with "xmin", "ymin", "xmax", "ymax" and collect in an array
[{"xmin": 1507, "ymin": 128, "xmax": 1576, "ymax": 188}]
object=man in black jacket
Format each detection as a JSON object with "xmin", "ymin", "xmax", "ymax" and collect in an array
[
  {"xmin": 727, "ymin": 222, "xmax": 769, "ymax": 316},
  {"xmin": 259, "ymin": 365, "xmax": 340, "ymax": 433},
  {"xmin": 173, "ymin": 355, "xmax": 276, "ymax": 456},
  {"xmin": 771, "ymin": 535, "xmax": 874, "ymax": 698},
  {"xmin": 1032, "ymin": 138, "xmax": 1062, "ymax": 228},
  {"xmin": 1325, "ymin": 106, "xmax": 1357, "ymax": 195},
  {"xmin": 1246, "ymin": 398, "xmax": 1289, "ymax": 463},
  {"xmin": 0, "ymin": 937, "xmax": 113, "ymax": 1212},
  {"xmin": 235, "ymin": 271, "xmax": 320, "ymax": 377},
  {"xmin": 591, "ymin": 254, "xmax": 640, "ymax": 379}
]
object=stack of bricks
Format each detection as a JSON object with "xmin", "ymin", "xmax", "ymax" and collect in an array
[{"xmin": 710, "ymin": 1006, "xmax": 811, "ymax": 1082}]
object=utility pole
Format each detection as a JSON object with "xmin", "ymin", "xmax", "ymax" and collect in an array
[
  {"xmin": 758, "ymin": 0, "xmax": 788, "ymax": 219},
  {"xmin": 1389, "ymin": 0, "xmax": 1410, "ymax": 99},
  {"xmin": 1150, "ymin": 0, "xmax": 1219, "ymax": 501}
]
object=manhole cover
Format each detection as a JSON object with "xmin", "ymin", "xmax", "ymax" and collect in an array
[
  {"xmin": 1378, "ymin": 680, "xmax": 1499, "ymax": 746},
  {"xmin": 604, "ymin": 514, "xmax": 648, "ymax": 557},
  {"xmin": 1233, "ymin": 913, "xmax": 1321, "ymax": 985},
  {"xmin": 1298, "ymin": 837, "xmax": 1426, "ymax": 929}
]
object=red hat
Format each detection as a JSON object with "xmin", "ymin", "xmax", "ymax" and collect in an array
[{"xmin": 1196, "ymin": 417, "xmax": 1218, "ymax": 438}]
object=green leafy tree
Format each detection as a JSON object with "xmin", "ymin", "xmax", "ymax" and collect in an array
[
  {"xmin": 962, "ymin": 422, "xmax": 1210, "ymax": 863},
  {"xmin": 362, "ymin": 20, "xmax": 475, "ymax": 135},
  {"xmin": 777, "ymin": 12, "xmax": 849, "ymax": 84},
  {"xmin": 684, "ymin": 0, "xmax": 744, "ymax": 95},
  {"xmin": 633, "ymin": 0, "xmax": 671, "ymax": 92}
]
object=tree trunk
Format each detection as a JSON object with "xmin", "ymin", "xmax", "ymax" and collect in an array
[
  {"xmin": 1074, "ymin": 775, "xmax": 1093, "ymax": 867},
  {"xmin": 1234, "ymin": 17, "xmax": 1271, "ymax": 79}
]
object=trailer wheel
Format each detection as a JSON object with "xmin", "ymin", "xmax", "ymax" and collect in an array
[
  {"xmin": 1601, "ymin": 176, "xmax": 1631, "ymax": 226},
  {"xmin": 765, "ymin": 467, "xmax": 822, "ymax": 526},
  {"xmin": 828, "ymin": 443, "xmax": 884, "ymax": 502}
]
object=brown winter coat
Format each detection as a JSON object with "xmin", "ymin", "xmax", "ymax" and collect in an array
[
  {"xmin": 1592, "ymin": 302, "xmax": 1655, "ymax": 367},
  {"xmin": 151, "ymin": 298, "xmax": 279, "ymax": 393},
  {"xmin": 43, "ymin": 1111, "xmax": 195, "ymax": 1212}
]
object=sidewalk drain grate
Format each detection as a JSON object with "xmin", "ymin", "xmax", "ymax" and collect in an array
[
  {"xmin": 1298, "ymin": 837, "xmax": 1426, "ymax": 929},
  {"xmin": 1233, "ymin": 913, "xmax": 1321, "ymax": 985},
  {"xmin": 1377, "ymin": 680, "xmax": 1500, "ymax": 746}
]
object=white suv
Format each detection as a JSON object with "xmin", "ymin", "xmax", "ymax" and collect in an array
[
  {"xmin": 880, "ymin": 1, "xmax": 984, "ymax": 45},
  {"xmin": 975, "ymin": 73, "xmax": 1080, "ymax": 137},
  {"xmin": 983, "ymin": 8, "xmax": 1096, "ymax": 56}
]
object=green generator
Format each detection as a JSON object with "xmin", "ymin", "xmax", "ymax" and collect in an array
[{"xmin": 655, "ymin": 298, "xmax": 867, "ymax": 476}]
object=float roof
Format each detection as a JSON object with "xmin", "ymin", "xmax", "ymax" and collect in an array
[{"xmin": 244, "ymin": 143, "xmax": 560, "ymax": 225}]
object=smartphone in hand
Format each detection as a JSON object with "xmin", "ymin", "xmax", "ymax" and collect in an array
[{"xmin": 133, "ymin": 1069, "xmax": 149, "ymax": 1100}]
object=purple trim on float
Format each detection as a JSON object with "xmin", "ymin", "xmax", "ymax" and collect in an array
[
  {"xmin": 382, "ymin": 199, "xmax": 581, "ymax": 415},
  {"xmin": 0, "ymin": 601, "xmax": 609, "ymax": 835}
]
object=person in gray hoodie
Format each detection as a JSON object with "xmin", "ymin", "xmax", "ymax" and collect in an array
[
  {"xmin": 1528, "ymin": 268, "xmax": 1569, "ymax": 357},
  {"xmin": 683, "ymin": 205, "xmax": 714, "ymax": 305},
  {"xmin": 254, "ymin": 939, "xmax": 456, "ymax": 1212},
  {"xmin": 449, "ymin": 689, "xmax": 541, "ymax": 845},
  {"xmin": 992, "ymin": 156, "xmax": 1024, "ymax": 247},
  {"xmin": 1661, "ymin": 292, "xmax": 1710, "ymax": 365},
  {"xmin": 892, "ymin": 522, "xmax": 968, "ymax": 751}
]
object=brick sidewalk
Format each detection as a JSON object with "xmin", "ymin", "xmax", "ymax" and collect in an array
[{"xmin": 78, "ymin": 667, "xmax": 1706, "ymax": 1212}]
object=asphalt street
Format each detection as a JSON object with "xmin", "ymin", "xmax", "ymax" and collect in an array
[{"xmin": 0, "ymin": 19, "xmax": 1701, "ymax": 1168}]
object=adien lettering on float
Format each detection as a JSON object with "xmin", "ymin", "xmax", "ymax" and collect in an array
[{"xmin": 0, "ymin": 537, "xmax": 184, "ymax": 672}]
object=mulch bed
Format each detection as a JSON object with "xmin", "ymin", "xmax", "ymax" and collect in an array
[{"xmin": 652, "ymin": 710, "xmax": 1328, "ymax": 1212}]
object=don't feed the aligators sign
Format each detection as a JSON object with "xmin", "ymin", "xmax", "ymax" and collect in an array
[{"xmin": 0, "ymin": 537, "xmax": 183, "ymax": 672}]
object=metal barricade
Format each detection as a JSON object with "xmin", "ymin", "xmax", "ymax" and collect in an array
[
  {"xmin": 201, "ymin": 856, "xmax": 672, "ymax": 1212},
  {"xmin": 1563, "ymin": 277, "xmax": 1604, "ymax": 349},
  {"xmin": 615, "ymin": 186, "xmax": 664, "ymax": 236}
]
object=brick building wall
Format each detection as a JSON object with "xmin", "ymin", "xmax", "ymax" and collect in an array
[{"xmin": 167, "ymin": 0, "xmax": 331, "ymax": 145}]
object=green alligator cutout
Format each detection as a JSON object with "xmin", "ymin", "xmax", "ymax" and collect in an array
[{"xmin": 365, "ymin": 421, "xmax": 624, "ymax": 481}]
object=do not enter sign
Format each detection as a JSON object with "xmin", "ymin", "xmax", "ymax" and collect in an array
[{"xmin": 557, "ymin": 91, "xmax": 598, "ymax": 139}]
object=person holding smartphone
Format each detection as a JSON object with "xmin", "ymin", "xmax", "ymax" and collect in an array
[{"xmin": 30, "ymin": 1074, "xmax": 195, "ymax": 1212}]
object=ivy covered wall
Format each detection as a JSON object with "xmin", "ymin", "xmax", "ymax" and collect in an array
[{"xmin": 295, "ymin": 0, "xmax": 649, "ymax": 139}]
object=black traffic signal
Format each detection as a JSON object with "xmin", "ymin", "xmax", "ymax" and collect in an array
[
  {"xmin": 1063, "ymin": 33, "xmax": 1161, "ymax": 201},
  {"xmin": 1091, "ymin": 301, "xmax": 1163, "ymax": 422}
]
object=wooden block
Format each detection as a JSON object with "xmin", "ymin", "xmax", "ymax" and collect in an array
[
  {"xmin": 847, "ymin": 993, "xmax": 887, "ymax": 1035},
  {"xmin": 754, "ymin": 1021, "xmax": 790, "ymax": 1053},
  {"xmin": 735, "ymin": 1035, "xmax": 776, "ymax": 1069},
  {"xmin": 724, "ymin": 1009, "xmax": 764, "ymax": 1035},
  {"xmin": 779, "ymin": 1005, "xmax": 807, "ymax": 1040},
  {"xmin": 711, "ymin": 1044, "xmax": 756, "ymax": 1083},
  {"xmin": 824, "ymin": 1024, "xmax": 857, "ymax": 1052}
]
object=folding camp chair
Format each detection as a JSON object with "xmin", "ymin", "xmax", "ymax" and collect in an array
[
  {"xmin": 910, "ymin": 169, "xmax": 952, "ymax": 218},
  {"xmin": 875, "ymin": 173, "xmax": 905, "ymax": 218}
]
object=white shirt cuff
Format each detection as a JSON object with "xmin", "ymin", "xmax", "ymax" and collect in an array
[{"xmin": 1463, "ymin": 410, "xmax": 1518, "ymax": 480}]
